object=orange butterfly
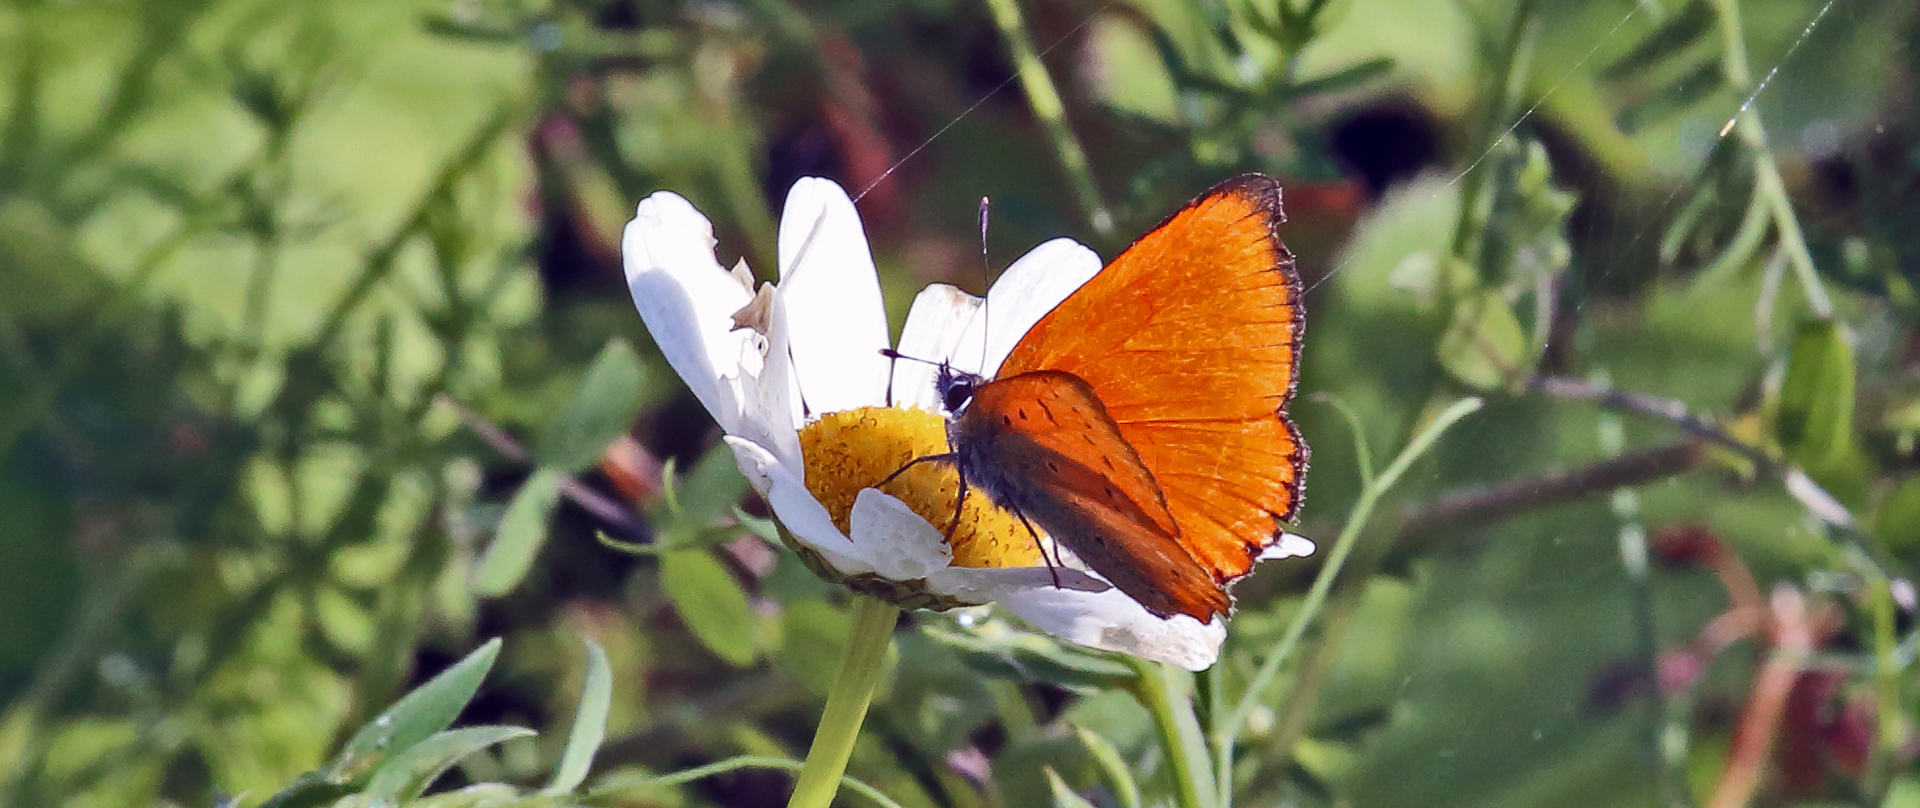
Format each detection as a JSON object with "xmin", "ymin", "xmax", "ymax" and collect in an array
[{"xmin": 899, "ymin": 175, "xmax": 1308, "ymax": 622}]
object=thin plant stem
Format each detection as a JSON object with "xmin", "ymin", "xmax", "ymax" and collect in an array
[
  {"xmin": 637, "ymin": 755, "xmax": 904, "ymax": 808},
  {"xmin": 1450, "ymin": 0, "xmax": 1539, "ymax": 264},
  {"xmin": 786, "ymin": 596, "xmax": 899, "ymax": 808},
  {"xmin": 1259, "ymin": 586, "xmax": 1359, "ymax": 771},
  {"xmin": 981, "ymin": 0, "xmax": 1112, "ymax": 237},
  {"xmin": 1864, "ymin": 577, "xmax": 1903, "ymax": 799},
  {"xmin": 1215, "ymin": 397, "xmax": 1483, "ymax": 805},
  {"xmin": 1598, "ymin": 410, "xmax": 1686, "ymax": 806},
  {"xmin": 1128, "ymin": 659, "xmax": 1216, "ymax": 808},
  {"xmin": 1706, "ymin": 0, "xmax": 1832, "ymax": 320},
  {"xmin": 1690, "ymin": 185, "xmax": 1771, "ymax": 287}
]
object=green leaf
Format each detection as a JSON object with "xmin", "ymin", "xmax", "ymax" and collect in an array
[
  {"xmin": 472, "ymin": 470, "xmax": 563, "ymax": 597},
  {"xmin": 330, "ymin": 638, "xmax": 503, "ymax": 783},
  {"xmin": 1437, "ymin": 290, "xmax": 1528, "ymax": 390},
  {"xmin": 673, "ymin": 441, "xmax": 750, "ymax": 527},
  {"xmin": 1045, "ymin": 767, "xmax": 1099, "ymax": 808},
  {"xmin": 1084, "ymin": 14, "xmax": 1180, "ymax": 123},
  {"xmin": 1776, "ymin": 320, "xmax": 1856, "ymax": 468},
  {"xmin": 1074, "ymin": 726, "xmax": 1141, "ymax": 808},
  {"xmin": 361, "ymin": 726, "xmax": 535, "ymax": 804},
  {"xmin": 660, "ymin": 549, "xmax": 757, "ymax": 666},
  {"xmin": 652, "ymin": 442, "xmax": 752, "ymax": 550},
  {"xmin": 544, "ymin": 638, "xmax": 613, "ymax": 794},
  {"xmin": 536, "ymin": 337, "xmax": 647, "ymax": 472}
]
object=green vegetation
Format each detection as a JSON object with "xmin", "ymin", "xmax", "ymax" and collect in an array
[{"xmin": 3, "ymin": 0, "xmax": 1917, "ymax": 806}]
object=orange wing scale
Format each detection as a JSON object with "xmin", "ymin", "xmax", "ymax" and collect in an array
[{"xmin": 997, "ymin": 175, "xmax": 1306, "ymax": 589}]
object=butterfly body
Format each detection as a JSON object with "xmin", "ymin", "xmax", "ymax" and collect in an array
[{"xmin": 930, "ymin": 174, "xmax": 1307, "ymax": 623}]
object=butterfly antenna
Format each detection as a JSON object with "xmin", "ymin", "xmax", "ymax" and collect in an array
[
  {"xmin": 879, "ymin": 348, "xmax": 941, "ymax": 367},
  {"xmin": 978, "ymin": 196, "xmax": 992, "ymax": 374}
]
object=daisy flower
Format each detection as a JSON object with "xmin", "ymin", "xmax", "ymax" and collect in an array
[{"xmin": 622, "ymin": 177, "xmax": 1313, "ymax": 671}]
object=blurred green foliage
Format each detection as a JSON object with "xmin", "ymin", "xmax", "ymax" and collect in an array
[{"xmin": 4, "ymin": 0, "xmax": 1920, "ymax": 806}]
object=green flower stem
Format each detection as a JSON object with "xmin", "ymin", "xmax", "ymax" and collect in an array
[
  {"xmin": 982, "ymin": 0, "xmax": 1113, "ymax": 237},
  {"xmin": 1214, "ymin": 397, "xmax": 1484, "ymax": 805},
  {"xmin": 1128, "ymin": 659, "xmax": 1217, "ymax": 808},
  {"xmin": 787, "ymin": 596, "xmax": 899, "ymax": 808}
]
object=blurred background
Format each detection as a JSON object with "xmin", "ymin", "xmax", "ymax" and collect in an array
[{"xmin": 2, "ymin": 0, "xmax": 1918, "ymax": 805}]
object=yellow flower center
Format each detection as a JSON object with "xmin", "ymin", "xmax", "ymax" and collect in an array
[{"xmin": 798, "ymin": 406, "xmax": 1041, "ymax": 568}]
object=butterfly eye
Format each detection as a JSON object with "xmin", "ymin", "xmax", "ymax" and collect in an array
[{"xmin": 942, "ymin": 380, "xmax": 974, "ymax": 413}]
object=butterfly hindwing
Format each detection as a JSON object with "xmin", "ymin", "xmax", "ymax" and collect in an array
[{"xmin": 953, "ymin": 371, "xmax": 1229, "ymax": 620}]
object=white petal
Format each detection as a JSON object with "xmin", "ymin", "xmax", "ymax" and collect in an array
[
  {"xmin": 1260, "ymin": 532, "xmax": 1316, "ymax": 560},
  {"xmin": 849, "ymin": 489, "xmax": 1111, "ymax": 605},
  {"xmin": 998, "ymin": 586, "xmax": 1227, "ymax": 671},
  {"xmin": 954, "ymin": 238, "xmax": 1102, "ymax": 377},
  {"xmin": 927, "ymin": 565, "xmax": 1108, "ymax": 604},
  {"xmin": 891, "ymin": 283, "xmax": 983, "ymax": 410},
  {"xmin": 725, "ymin": 437, "xmax": 875, "ymax": 575},
  {"xmin": 777, "ymin": 178, "xmax": 892, "ymax": 415},
  {"xmin": 849, "ymin": 489, "xmax": 952, "ymax": 580},
  {"xmin": 623, "ymin": 192, "xmax": 757, "ymax": 433}
]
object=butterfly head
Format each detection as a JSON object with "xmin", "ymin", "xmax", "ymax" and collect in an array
[{"xmin": 934, "ymin": 362, "xmax": 985, "ymax": 416}]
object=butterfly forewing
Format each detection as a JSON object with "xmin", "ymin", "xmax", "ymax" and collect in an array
[{"xmin": 997, "ymin": 175, "xmax": 1307, "ymax": 587}]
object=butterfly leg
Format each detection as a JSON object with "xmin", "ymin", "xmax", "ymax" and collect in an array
[
  {"xmin": 1010, "ymin": 509, "xmax": 1061, "ymax": 589},
  {"xmin": 876, "ymin": 452, "xmax": 972, "ymax": 545},
  {"xmin": 877, "ymin": 452, "xmax": 956, "ymax": 488},
  {"xmin": 945, "ymin": 472, "xmax": 970, "ymax": 546}
]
